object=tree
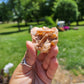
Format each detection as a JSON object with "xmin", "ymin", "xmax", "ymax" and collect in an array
[
  {"xmin": 53, "ymin": 0, "xmax": 79, "ymax": 24},
  {"xmin": 7, "ymin": 0, "xmax": 15, "ymax": 11},
  {"xmin": 13, "ymin": 0, "xmax": 23, "ymax": 31},
  {"xmin": 0, "ymin": 2, "xmax": 11, "ymax": 22},
  {"xmin": 7, "ymin": 0, "xmax": 23, "ymax": 31},
  {"xmin": 39, "ymin": 0, "xmax": 57, "ymax": 17},
  {"xmin": 74, "ymin": 0, "xmax": 84, "ymax": 25},
  {"xmin": 21, "ymin": 0, "xmax": 40, "ymax": 25},
  {"xmin": 75, "ymin": 0, "xmax": 84, "ymax": 20}
]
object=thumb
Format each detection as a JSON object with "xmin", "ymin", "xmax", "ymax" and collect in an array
[{"xmin": 25, "ymin": 41, "xmax": 37, "ymax": 66}]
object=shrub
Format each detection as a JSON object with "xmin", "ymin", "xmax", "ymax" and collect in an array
[
  {"xmin": 53, "ymin": 0, "xmax": 79, "ymax": 24},
  {"xmin": 45, "ymin": 16, "xmax": 56, "ymax": 26}
]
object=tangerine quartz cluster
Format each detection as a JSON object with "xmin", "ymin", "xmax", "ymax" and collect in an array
[{"xmin": 31, "ymin": 27, "xmax": 58, "ymax": 53}]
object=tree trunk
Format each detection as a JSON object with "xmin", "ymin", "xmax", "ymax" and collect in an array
[
  {"xmin": 76, "ymin": 20, "xmax": 79, "ymax": 26},
  {"xmin": 36, "ymin": 19, "xmax": 39, "ymax": 24},
  {"xmin": 17, "ymin": 21, "xmax": 21, "ymax": 31},
  {"xmin": 25, "ymin": 20, "xmax": 28, "ymax": 26},
  {"xmin": 35, "ymin": 15, "xmax": 39, "ymax": 24}
]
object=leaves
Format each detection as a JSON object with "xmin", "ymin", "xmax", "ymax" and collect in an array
[{"xmin": 53, "ymin": 0, "xmax": 79, "ymax": 23}]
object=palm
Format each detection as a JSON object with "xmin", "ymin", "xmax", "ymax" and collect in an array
[{"xmin": 33, "ymin": 59, "xmax": 52, "ymax": 84}]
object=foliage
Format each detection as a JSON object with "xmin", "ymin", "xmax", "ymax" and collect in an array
[
  {"xmin": 39, "ymin": 0, "xmax": 58, "ymax": 17},
  {"xmin": 0, "ymin": 0, "xmax": 83, "ymax": 25},
  {"xmin": 21, "ymin": 0, "xmax": 40, "ymax": 25},
  {"xmin": 0, "ymin": 2, "xmax": 11, "ymax": 22},
  {"xmin": 7, "ymin": 0, "xmax": 24, "ymax": 31},
  {"xmin": 13, "ymin": 0, "xmax": 23, "ymax": 21},
  {"xmin": 76, "ymin": 0, "xmax": 84, "ymax": 19},
  {"xmin": 45, "ymin": 16, "xmax": 56, "ymax": 26},
  {"xmin": 53, "ymin": 0, "xmax": 79, "ymax": 23},
  {"xmin": 0, "ymin": 0, "xmax": 84, "ymax": 26}
]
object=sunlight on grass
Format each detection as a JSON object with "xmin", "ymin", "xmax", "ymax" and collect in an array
[
  {"xmin": 0, "ymin": 22, "xmax": 84, "ymax": 75},
  {"xmin": 71, "ymin": 21, "xmax": 84, "ymax": 26}
]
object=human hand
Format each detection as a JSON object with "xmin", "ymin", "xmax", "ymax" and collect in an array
[{"xmin": 9, "ymin": 41, "xmax": 58, "ymax": 84}]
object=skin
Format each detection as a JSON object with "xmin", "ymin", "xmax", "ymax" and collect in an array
[{"xmin": 9, "ymin": 41, "xmax": 58, "ymax": 84}]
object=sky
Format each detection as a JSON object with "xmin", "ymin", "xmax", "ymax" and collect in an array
[{"xmin": 0, "ymin": 0, "xmax": 8, "ymax": 3}]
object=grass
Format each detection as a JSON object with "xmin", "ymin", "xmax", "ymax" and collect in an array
[
  {"xmin": 0, "ymin": 22, "xmax": 84, "ymax": 75},
  {"xmin": 58, "ymin": 27, "xmax": 84, "ymax": 69},
  {"xmin": 70, "ymin": 21, "xmax": 84, "ymax": 26}
]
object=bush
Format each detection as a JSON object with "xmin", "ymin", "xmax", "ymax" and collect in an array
[
  {"xmin": 45, "ymin": 16, "xmax": 56, "ymax": 26},
  {"xmin": 53, "ymin": 0, "xmax": 79, "ymax": 23}
]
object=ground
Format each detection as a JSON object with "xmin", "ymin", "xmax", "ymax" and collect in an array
[
  {"xmin": 0, "ymin": 22, "xmax": 84, "ymax": 83},
  {"xmin": 52, "ymin": 65, "xmax": 84, "ymax": 84}
]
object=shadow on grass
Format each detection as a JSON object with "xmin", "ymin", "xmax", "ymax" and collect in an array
[
  {"xmin": 5, "ymin": 25, "xmax": 29, "ymax": 29},
  {"xmin": 5, "ymin": 23, "xmax": 42, "ymax": 29},
  {"xmin": 0, "ymin": 29, "xmax": 28, "ymax": 35}
]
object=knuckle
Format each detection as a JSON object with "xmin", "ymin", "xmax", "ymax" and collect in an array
[
  {"xmin": 51, "ymin": 46, "xmax": 58, "ymax": 55},
  {"xmin": 50, "ymin": 58, "xmax": 58, "ymax": 69}
]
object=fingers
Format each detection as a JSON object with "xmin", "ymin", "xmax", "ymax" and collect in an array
[
  {"xmin": 37, "ymin": 53, "xmax": 47, "ymax": 62},
  {"xmin": 25, "ymin": 41, "xmax": 37, "ymax": 66},
  {"xmin": 47, "ymin": 57, "xmax": 58, "ymax": 79},
  {"xmin": 42, "ymin": 46, "xmax": 58, "ymax": 70}
]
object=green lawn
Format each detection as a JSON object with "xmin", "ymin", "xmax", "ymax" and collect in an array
[
  {"xmin": 71, "ymin": 21, "xmax": 84, "ymax": 26},
  {"xmin": 58, "ymin": 27, "xmax": 84, "ymax": 75},
  {"xmin": 0, "ymin": 22, "xmax": 84, "ymax": 75}
]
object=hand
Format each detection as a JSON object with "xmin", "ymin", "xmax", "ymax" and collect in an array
[{"xmin": 9, "ymin": 41, "xmax": 58, "ymax": 84}]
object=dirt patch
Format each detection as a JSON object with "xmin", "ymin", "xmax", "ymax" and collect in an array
[{"xmin": 52, "ymin": 66, "xmax": 84, "ymax": 84}]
